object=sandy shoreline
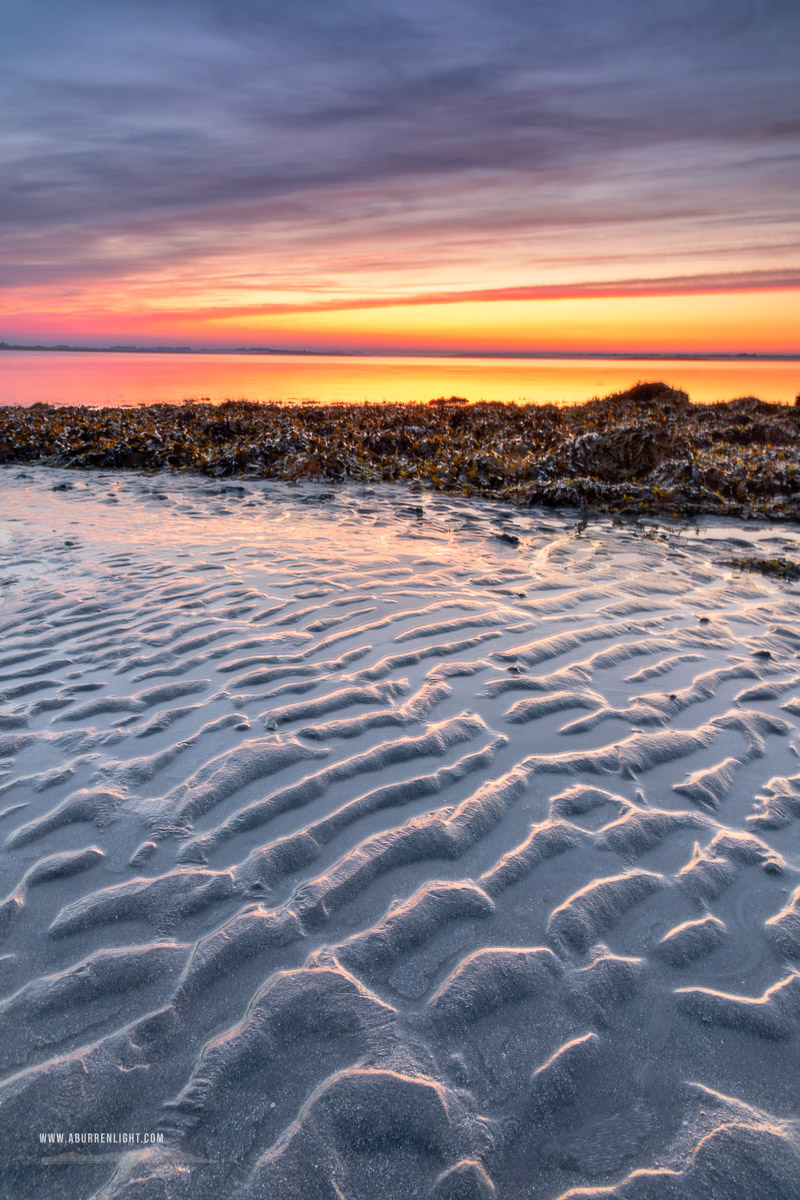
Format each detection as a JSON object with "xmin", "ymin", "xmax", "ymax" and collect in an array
[
  {"xmin": 1, "ymin": 382, "xmax": 798, "ymax": 522},
  {"xmin": 0, "ymin": 467, "xmax": 799, "ymax": 1198}
]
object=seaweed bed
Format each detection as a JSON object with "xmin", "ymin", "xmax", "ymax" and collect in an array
[
  {"xmin": 726, "ymin": 556, "xmax": 800, "ymax": 581},
  {"xmin": 1, "ymin": 381, "xmax": 798, "ymax": 521}
]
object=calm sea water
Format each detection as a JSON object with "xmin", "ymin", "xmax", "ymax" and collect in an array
[{"xmin": 0, "ymin": 351, "xmax": 797, "ymax": 408}]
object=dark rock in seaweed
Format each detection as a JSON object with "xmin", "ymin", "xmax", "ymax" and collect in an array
[{"xmin": 567, "ymin": 424, "xmax": 688, "ymax": 481}]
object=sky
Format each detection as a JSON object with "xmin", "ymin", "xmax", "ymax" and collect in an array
[{"xmin": 2, "ymin": 0, "xmax": 799, "ymax": 354}]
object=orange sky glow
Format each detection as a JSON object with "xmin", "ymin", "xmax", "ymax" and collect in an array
[
  {"xmin": 3, "ymin": 3, "xmax": 798, "ymax": 358},
  {"xmin": 2, "ymin": 283, "xmax": 798, "ymax": 357}
]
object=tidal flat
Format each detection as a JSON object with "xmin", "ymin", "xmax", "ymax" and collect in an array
[{"xmin": 0, "ymin": 464, "xmax": 799, "ymax": 1198}]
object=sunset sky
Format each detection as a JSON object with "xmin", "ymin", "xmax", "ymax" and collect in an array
[{"xmin": 2, "ymin": 0, "xmax": 798, "ymax": 354}]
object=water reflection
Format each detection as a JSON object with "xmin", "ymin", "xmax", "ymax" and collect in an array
[{"xmin": 0, "ymin": 351, "xmax": 797, "ymax": 408}]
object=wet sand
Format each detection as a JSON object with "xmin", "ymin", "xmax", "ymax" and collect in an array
[{"xmin": 0, "ymin": 467, "xmax": 799, "ymax": 1199}]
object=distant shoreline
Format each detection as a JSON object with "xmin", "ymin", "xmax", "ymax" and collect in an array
[{"xmin": 1, "ymin": 343, "xmax": 798, "ymax": 362}]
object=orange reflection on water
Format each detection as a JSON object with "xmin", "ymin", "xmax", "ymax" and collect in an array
[{"xmin": 0, "ymin": 351, "xmax": 797, "ymax": 408}]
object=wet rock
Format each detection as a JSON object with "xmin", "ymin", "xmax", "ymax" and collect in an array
[{"xmin": 568, "ymin": 424, "xmax": 689, "ymax": 481}]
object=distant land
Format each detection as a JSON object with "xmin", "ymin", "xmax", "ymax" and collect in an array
[
  {"xmin": 0, "ymin": 341, "xmax": 798, "ymax": 361},
  {"xmin": 0, "ymin": 341, "xmax": 338, "ymax": 357}
]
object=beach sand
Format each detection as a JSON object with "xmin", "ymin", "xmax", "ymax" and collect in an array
[{"xmin": 0, "ymin": 465, "xmax": 799, "ymax": 1199}]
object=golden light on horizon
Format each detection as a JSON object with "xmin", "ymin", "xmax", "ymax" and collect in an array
[
  {"xmin": 3, "ymin": 286, "xmax": 798, "ymax": 357},
  {"xmin": 206, "ymin": 288, "xmax": 800, "ymax": 355}
]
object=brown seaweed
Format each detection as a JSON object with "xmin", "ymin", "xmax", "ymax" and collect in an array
[{"xmin": 1, "ymin": 382, "xmax": 798, "ymax": 520}]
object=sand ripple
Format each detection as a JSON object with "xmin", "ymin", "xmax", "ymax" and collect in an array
[{"xmin": 0, "ymin": 467, "xmax": 799, "ymax": 1198}]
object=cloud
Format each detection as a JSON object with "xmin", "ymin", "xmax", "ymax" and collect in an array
[
  {"xmin": 63, "ymin": 268, "xmax": 796, "ymax": 323},
  {"xmin": 1, "ymin": 0, "xmax": 798, "ymax": 315}
]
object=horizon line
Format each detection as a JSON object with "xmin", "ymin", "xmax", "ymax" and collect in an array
[{"xmin": 2, "ymin": 342, "xmax": 799, "ymax": 362}]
